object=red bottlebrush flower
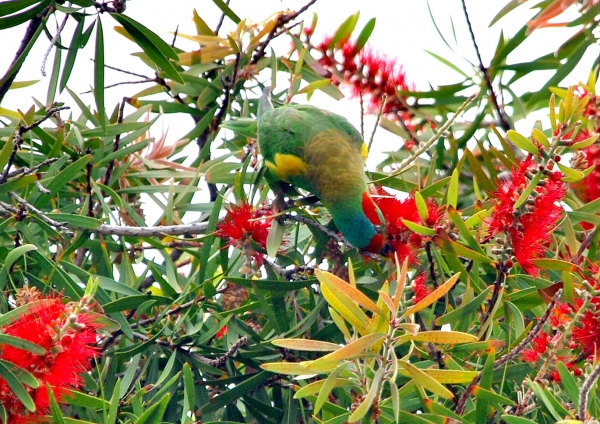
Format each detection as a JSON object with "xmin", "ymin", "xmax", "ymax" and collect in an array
[
  {"xmin": 572, "ymin": 141, "xmax": 600, "ymax": 206},
  {"xmin": 571, "ymin": 292, "xmax": 600, "ymax": 356},
  {"xmin": 0, "ymin": 297, "xmax": 103, "ymax": 423},
  {"xmin": 372, "ymin": 187, "xmax": 442, "ymax": 264},
  {"xmin": 216, "ymin": 203, "xmax": 272, "ymax": 249},
  {"xmin": 314, "ymin": 36, "xmax": 415, "ymax": 132},
  {"xmin": 410, "ymin": 273, "xmax": 431, "ymax": 303},
  {"xmin": 488, "ymin": 158, "xmax": 566, "ymax": 276},
  {"xmin": 215, "ymin": 326, "xmax": 228, "ymax": 340},
  {"xmin": 549, "ymin": 301, "xmax": 573, "ymax": 328},
  {"xmin": 521, "ymin": 331, "xmax": 551, "ymax": 362}
]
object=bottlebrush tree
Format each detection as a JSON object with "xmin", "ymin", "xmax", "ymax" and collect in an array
[{"xmin": 2, "ymin": 0, "xmax": 600, "ymax": 423}]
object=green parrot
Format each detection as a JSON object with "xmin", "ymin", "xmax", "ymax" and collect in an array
[{"xmin": 257, "ymin": 89, "xmax": 386, "ymax": 253}]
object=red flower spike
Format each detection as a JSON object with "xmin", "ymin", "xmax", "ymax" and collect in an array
[
  {"xmin": 371, "ymin": 187, "xmax": 442, "ymax": 264},
  {"xmin": 216, "ymin": 203, "xmax": 272, "ymax": 249},
  {"xmin": 521, "ymin": 331, "xmax": 550, "ymax": 362},
  {"xmin": 488, "ymin": 158, "xmax": 566, "ymax": 276},
  {"xmin": 411, "ymin": 273, "xmax": 431, "ymax": 303},
  {"xmin": 0, "ymin": 297, "xmax": 103, "ymax": 423},
  {"xmin": 314, "ymin": 37, "xmax": 415, "ymax": 133},
  {"xmin": 215, "ymin": 326, "xmax": 228, "ymax": 340}
]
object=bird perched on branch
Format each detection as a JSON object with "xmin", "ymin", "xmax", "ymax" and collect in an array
[{"xmin": 256, "ymin": 88, "xmax": 386, "ymax": 253}]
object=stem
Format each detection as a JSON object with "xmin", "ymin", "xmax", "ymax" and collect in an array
[
  {"xmin": 382, "ymin": 95, "xmax": 475, "ymax": 181},
  {"xmin": 460, "ymin": 0, "xmax": 510, "ymax": 131},
  {"xmin": 456, "ymin": 289, "xmax": 561, "ymax": 415}
]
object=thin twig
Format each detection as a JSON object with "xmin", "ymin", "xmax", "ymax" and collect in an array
[
  {"xmin": 455, "ymin": 289, "xmax": 562, "ymax": 415},
  {"xmin": 250, "ymin": 0, "xmax": 318, "ymax": 65},
  {"xmin": 284, "ymin": 213, "xmax": 380, "ymax": 260},
  {"xmin": 4, "ymin": 193, "xmax": 71, "ymax": 233},
  {"xmin": 6, "ymin": 157, "xmax": 59, "ymax": 179},
  {"xmin": 382, "ymin": 95, "xmax": 475, "ymax": 181},
  {"xmin": 0, "ymin": 5, "xmax": 51, "ymax": 104},
  {"xmin": 193, "ymin": 336, "xmax": 248, "ymax": 368},
  {"xmin": 368, "ymin": 94, "xmax": 387, "ymax": 154},
  {"xmin": 460, "ymin": 0, "xmax": 510, "ymax": 131},
  {"xmin": 0, "ymin": 106, "xmax": 69, "ymax": 184},
  {"xmin": 579, "ymin": 359, "xmax": 600, "ymax": 420},
  {"xmin": 95, "ymin": 222, "xmax": 211, "ymax": 237},
  {"xmin": 214, "ymin": 0, "xmax": 231, "ymax": 35}
]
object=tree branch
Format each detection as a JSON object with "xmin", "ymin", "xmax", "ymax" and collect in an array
[{"xmin": 460, "ymin": 0, "xmax": 511, "ymax": 131}]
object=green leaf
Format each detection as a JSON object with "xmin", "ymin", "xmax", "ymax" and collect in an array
[
  {"xmin": 112, "ymin": 14, "xmax": 184, "ymax": 84},
  {"xmin": 447, "ymin": 168, "xmax": 459, "ymax": 208},
  {"xmin": 414, "ymin": 191, "xmax": 429, "ymax": 223},
  {"xmin": 0, "ymin": 0, "xmax": 43, "ymax": 17},
  {"xmin": 212, "ymin": 0, "xmax": 241, "ymax": 24},
  {"xmin": 314, "ymin": 363, "xmax": 347, "ymax": 415},
  {"xmin": 500, "ymin": 416, "xmax": 541, "ymax": 424},
  {"xmin": 0, "ymin": 360, "xmax": 35, "ymax": 412},
  {"xmin": 94, "ymin": 16, "xmax": 106, "ymax": 130},
  {"xmin": 0, "ymin": 334, "xmax": 46, "ymax": 355},
  {"xmin": 556, "ymin": 362, "xmax": 579, "ymax": 410},
  {"xmin": 135, "ymin": 393, "xmax": 170, "ymax": 424},
  {"xmin": 60, "ymin": 17, "xmax": 91, "ymax": 92},
  {"xmin": 513, "ymin": 171, "xmax": 541, "ymax": 210},
  {"xmin": 353, "ymin": 17, "xmax": 376, "ymax": 53},
  {"xmin": 328, "ymin": 13, "xmax": 359, "ymax": 49},
  {"xmin": 506, "ymin": 130, "xmax": 539, "ymax": 154},
  {"xmin": 0, "ymin": 0, "xmax": 50, "ymax": 29},
  {"xmin": 46, "ymin": 213, "xmax": 101, "ymax": 230},
  {"xmin": 48, "ymin": 386, "xmax": 67, "ymax": 424}
]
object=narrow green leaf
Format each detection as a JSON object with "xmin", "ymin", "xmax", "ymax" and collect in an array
[
  {"xmin": 314, "ymin": 363, "xmax": 347, "ymax": 415},
  {"xmin": 506, "ymin": 130, "xmax": 539, "ymax": 154},
  {"xmin": 414, "ymin": 191, "xmax": 429, "ymax": 223},
  {"xmin": 328, "ymin": 13, "xmax": 359, "ymax": 49},
  {"xmin": 447, "ymin": 168, "xmax": 459, "ymax": 208},
  {"xmin": 94, "ymin": 17, "xmax": 106, "ymax": 130},
  {"xmin": 513, "ymin": 171, "xmax": 542, "ymax": 210},
  {"xmin": 0, "ymin": 360, "xmax": 35, "ymax": 412},
  {"xmin": 112, "ymin": 14, "xmax": 184, "ymax": 84},
  {"xmin": 60, "ymin": 17, "xmax": 87, "ymax": 92},
  {"xmin": 353, "ymin": 17, "xmax": 376, "ymax": 53},
  {"xmin": 0, "ymin": 334, "xmax": 46, "ymax": 355},
  {"xmin": 48, "ymin": 386, "xmax": 67, "ymax": 424},
  {"xmin": 212, "ymin": 0, "xmax": 241, "ymax": 24}
]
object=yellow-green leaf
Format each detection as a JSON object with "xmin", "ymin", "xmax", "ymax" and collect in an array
[
  {"xmin": 400, "ymin": 330, "xmax": 478, "ymax": 344},
  {"xmin": 399, "ymin": 361, "xmax": 454, "ymax": 399},
  {"xmin": 294, "ymin": 378, "xmax": 352, "ymax": 399},
  {"xmin": 415, "ymin": 191, "xmax": 429, "ymax": 222},
  {"xmin": 401, "ymin": 219, "xmax": 436, "ymax": 236},
  {"xmin": 571, "ymin": 132, "xmax": 598, "ymax": 149},
  {"xmin": 447, "ymin": 168, "xmax": 459, "ymax": 208},
  {"xmin": 321, "ymin": 281, "xmax": 369, "ymax": 334},
  {"xmin": 531, "ymin": 128, "xmax": 550, "ymax": 147},
  {"xmin": 507, "ymin": 130, "xmax": 539, "ymax": 154},
  {"xmin": 260, "ymin": 362, "xmax": 314, "ymax": 376},
  {"xmin": 272, "ymin": 339, "xmax": 340, "ymax": 352},
  {"xmin": 557, "ymin": 162, "xmax": 585, "ymax": 183},
  {"xmin": 304, "ymin": 333, "xmax": 386, "ymax": 371},
  {"xmin": 398, "ymin": 368, "xmax": 479, "ymax": 384},
  {"xmin": 316, "ymin": 270, "xmax": 379, "ymax": 314},
  {"xmin": 401, "ymin": 273, "xmax": 460, "ymax": 319}
]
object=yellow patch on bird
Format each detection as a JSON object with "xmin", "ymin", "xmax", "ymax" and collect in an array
[
  {"xmin": 266, "ymin": 153, "xmax": 307, "ymax": 181},
  {"xmin": 361, "ymin": 143, "xmax": 368, "ymax": 160}
]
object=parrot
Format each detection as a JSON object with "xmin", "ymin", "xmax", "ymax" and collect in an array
[{"xmin": 256, "ymin": 88, "xmax": 386, "ymax": 253}]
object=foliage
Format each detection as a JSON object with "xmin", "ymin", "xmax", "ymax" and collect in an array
[{"xmin": 1, "ymin": 0, "xmax": 600, "ymax": 423}]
